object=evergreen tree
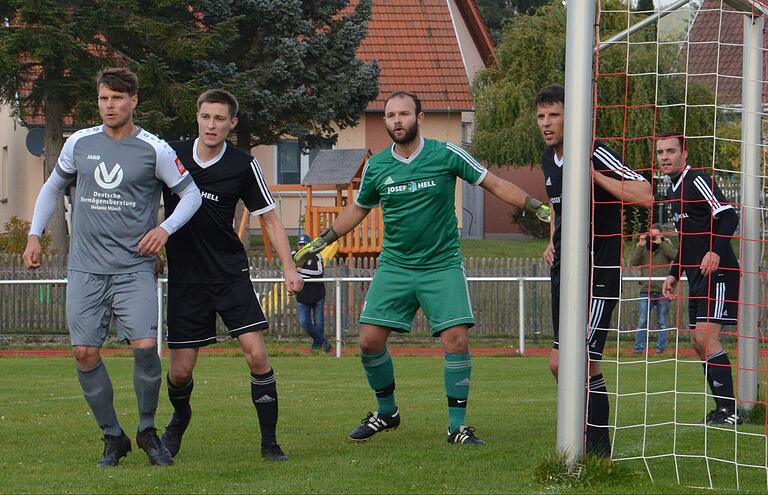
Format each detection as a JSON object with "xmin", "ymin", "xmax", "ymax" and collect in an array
[{"xmin": 191, "ymin": 0, "xmax": 379, "ymax": 152}]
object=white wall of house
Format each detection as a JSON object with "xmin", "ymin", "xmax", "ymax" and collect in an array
[{"xmin": 0, "ymin": 105, "xmax": 45, "ymax": 230}]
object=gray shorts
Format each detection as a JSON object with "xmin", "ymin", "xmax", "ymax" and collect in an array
[{"xmin": 67, "ymin": 270, "xmax": 158, "ymax": 347}]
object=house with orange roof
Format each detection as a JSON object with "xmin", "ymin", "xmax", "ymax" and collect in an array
[{"xmin": 0, "ymin": 0, "xmax": 497, "ymax": 242}]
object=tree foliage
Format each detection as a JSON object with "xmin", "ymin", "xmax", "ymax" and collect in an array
[
  {"xmin": 190, "ymin": 0, "xmax": 380, "ymax": 151},
  {"xmin": 472, "ymin": 1, "xmax": 740, "ymax": 173},
  {"xmin": 475, "ymin": 0, "xmax": 549, "ymax": 42}
]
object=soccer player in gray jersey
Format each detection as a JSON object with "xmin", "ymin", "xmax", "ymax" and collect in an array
[{"xmin": 22, "ymin": 68, "xmax": 202, "ymax": 467}]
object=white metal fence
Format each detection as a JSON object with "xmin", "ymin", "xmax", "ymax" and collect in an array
[{"xmin": 0, "ymin": 275, "xmax": 709, "ymax": 358}]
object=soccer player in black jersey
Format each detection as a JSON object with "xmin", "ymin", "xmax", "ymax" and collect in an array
[
  {"xmin": 535, "ymin": 84, "xmax": 653, "ymax": 456},
  {"xmin": 658, "ymin": 133, "xmax": 742, "ymax": 426},
  {"xmin": 159, "ymin": 89, "xmax": 304, "ymax": 461}
]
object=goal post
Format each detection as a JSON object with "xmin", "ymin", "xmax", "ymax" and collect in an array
[{"xmin": 557, "ymin": 0, "xmax": 595, "ymax": 466}]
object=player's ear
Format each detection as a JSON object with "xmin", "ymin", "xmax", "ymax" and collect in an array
[
  {"xmin": 130, "ymin": 94, "xmax": 138, "ymax": 110},
  {"xmin": 417, "ymin": 111, "xmax": 425, "ymax": 125},
  {"xmin": 230, "ymin": 116, "xmax": 238, "ymax": 130}
]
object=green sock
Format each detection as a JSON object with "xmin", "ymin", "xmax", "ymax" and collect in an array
[
  {"xmin": 444, "ymin": 352, "xmax": 472, "ymax": 432},
  {"xmin": 361, "ymin": 349, "xmax": 396, "ymax": 415}
]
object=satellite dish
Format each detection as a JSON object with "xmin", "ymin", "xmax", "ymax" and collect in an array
[{"xmin": 25, "ymin": 127, "xmax": 45, "ymax": 157}]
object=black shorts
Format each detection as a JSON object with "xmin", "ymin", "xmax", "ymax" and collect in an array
[
  {"xmin": 551, "ymin": 271, "xmax": 618, "ymax": 361},
  {"xmin": 166, "ymin": 277, "xmax": 268, "ymax": 349},
  {"xmin": 687, "ymin": 268, "xmax": 739, "ymax": 328}
]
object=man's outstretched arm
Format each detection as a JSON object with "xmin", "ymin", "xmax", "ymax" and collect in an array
[{"xmin": 479, "ymin": 172, "xmax": 550, "ymax": 222}]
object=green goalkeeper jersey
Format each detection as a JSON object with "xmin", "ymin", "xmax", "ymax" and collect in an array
[{"xmin": 355, "ymin": 137, "xmax": 487, "ymax": 269}]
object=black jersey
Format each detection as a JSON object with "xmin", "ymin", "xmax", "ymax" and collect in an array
[
  {"xmin": 164, "ymin": 139, "xmax": 275, "ymax": 283},
  {"xmin": 542, "ymin": 142, "xmax": 646, "ymax": 297},
  {"xmin": 665, "ymin": 165, "xmax": 740, "ymax": 280}
]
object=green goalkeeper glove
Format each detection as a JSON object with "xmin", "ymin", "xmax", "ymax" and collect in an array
[
  {"xmin": 293, "ymin": 227, "xmax": 339, "ymax": 267},
  {"xmin": 524, "ymin": 196, "xmax": 550, "ymax": 223}
]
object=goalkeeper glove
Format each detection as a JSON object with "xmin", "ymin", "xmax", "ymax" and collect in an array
[
  {"xmin": 524, "ymin": 196, "xmax": 551, "ymax": 223},
  {"xmin": 293, "ymin": 227, "xmax": 339, "ymax": 267}
]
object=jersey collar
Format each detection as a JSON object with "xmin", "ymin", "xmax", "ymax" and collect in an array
[
  {"xmin": 193, "ymin": 138, "xmax": 228, "ymax": 169},
  {"xmin": 390, "ymin": 137, "xmax": 424, "ymax": 164},
  {"xmin": 670, "ymin": 164, "xmax": 690, "ymax": 192},
  {"xmin": 553, "ymin": 151, "xmax": 564, "ymax": 168}
]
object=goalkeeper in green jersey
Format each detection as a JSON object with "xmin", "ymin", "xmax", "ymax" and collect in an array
[{"xmin": 294, "ymin": 91, "xmax": 548, "ymax": 445}]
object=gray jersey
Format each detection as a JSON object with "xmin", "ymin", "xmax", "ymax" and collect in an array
[{"xmin": 55, "ymin": 125, "xmax": 192, "ymax": 274}]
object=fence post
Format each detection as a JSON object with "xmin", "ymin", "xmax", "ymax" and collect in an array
[
  {"xmin": 335, "ymin": 278, "xmax": 342, "ymax": 358},
  {"xmin": 518, "ymin": 278, "xmax": 525, "ymax": 356}
]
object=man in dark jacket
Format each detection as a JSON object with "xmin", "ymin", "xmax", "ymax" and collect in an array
[
  {"xmin": 629, "ymin": 224, "xmax": 678, "ymax": 354},
  {"xmin": 294, "ymin": 235, "xmax": 331, "ymax": 353}
]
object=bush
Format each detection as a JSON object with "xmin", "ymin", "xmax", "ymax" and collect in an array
[{"xmin": 0, "ymin": 216, "xmax": 50, "ymax": 255}]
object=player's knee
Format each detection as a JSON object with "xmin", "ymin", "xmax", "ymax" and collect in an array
[
  {"xmin": 589, "ymin": 361, "xmax": 602, "ymax": 377},
  {"xmin": 72, "ymin": 346, "xmax": 101, "ymax": 369},
  {"xmin": 169, "ymin": 366, "xmax": 193, "ymax": 386},
  {"xmin": 243, "ymin": 349, "xmax": 269, "ymax": 373},
  {"xmin": 359, "ymin": 338, "xmax": 383, "ymax": 354},
  {"xmin": 549, "ymin": 361, "xmax": 559, "ymax": 379}
]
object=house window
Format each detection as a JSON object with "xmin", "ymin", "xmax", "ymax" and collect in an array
[
  {"xmin": 277, "ymin": 141, "xmax": 333, "ymax": 184},
  {"xmin": 0, "ymin": 145, "xmax": 8, "ymax": 203},
  {"xmin": 276, "ymin": 141, "xmax": 301, "ymax": 184},
  {"xmin": 461, "ymin": 122, "xmax": 473, "ymax": 146}
]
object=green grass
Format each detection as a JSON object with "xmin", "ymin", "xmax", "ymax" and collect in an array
[
  {"xmin": 0, "ymin": 355, "xmax": 765, "ymax": 493},
  {"xmin": 460, "ymin": 238, "xmax": 549, "ymax": 259}
]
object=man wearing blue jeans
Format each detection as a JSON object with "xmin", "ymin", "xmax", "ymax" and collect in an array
[
  {"xmin": 294, "ymin": 235, "xmax": 331, "ymax": 353},
  {"xmin": 630, "ymin": 225, "xmax": 677, "ymax": 354}
]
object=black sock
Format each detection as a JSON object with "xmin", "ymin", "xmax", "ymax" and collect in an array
[
  {"xmin": 167, "ymin": 374, "xmax": 193, "ymax": 424},
  {"xmin": 586, "ymin": 374, "xmax": 611, "ymax": 457},
  {"xmin": 251, "ymin": 369, "xmax": 278, "ymax": 447},
  {"xmin": 705, "ymin": 350, "xmax": 735, "ymax": 411}
]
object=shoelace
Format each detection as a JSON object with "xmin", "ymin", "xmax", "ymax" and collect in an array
[
  {"xmin": 454, "ymin": 426, "xmax": 478, "ymax": 442},
  {"xmin": 362, "ymin": 412, "xmax": 387, "ymax": 428}
]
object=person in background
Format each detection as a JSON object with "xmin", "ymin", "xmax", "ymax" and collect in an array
[
  {"xmin": 629, "ymin": 224, "xmax": 677, "ymax": 354},
  {"xmin": 293, "ymin": 234, "xmax": 331, "ymax": 353}
]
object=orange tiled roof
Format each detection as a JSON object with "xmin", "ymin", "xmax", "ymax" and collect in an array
[
  {"xmin": 687, "ymin": 0, "xmax": 768, "ymax": 105},
  {"xmin": 357, "ymin": 0, "xmax": 488, "ymax": 111}
]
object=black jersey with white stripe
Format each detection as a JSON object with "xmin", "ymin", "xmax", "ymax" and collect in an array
[
  {"xmin": 666, "ymin": 165, "xmax": 739, "ymax": 279},
  {"xmin": 164, "ymin": 139, "xmax": 275, "ymax": 283},
  {"xmin": 542, "ymin": 142, "xmax": 646, "ymax": 296}
]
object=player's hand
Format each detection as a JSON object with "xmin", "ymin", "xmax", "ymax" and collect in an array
[
  {"xmin": 22, "ymin": 235, "xmax": 43, "ymax": 270},
  {"xmin": 138, "ymin": 226, "xmax": 170, "ymax": 256},
  {"xmin": 284, "ymin": 266, "xmax": 304, "ymax": 295},
  {"xmin": 543, "ymin": 241, "xmax": 555, "ymax": 266},
  {"xmin": 154, "ymin": 255, "xmax": 165, "ymax": 277},
  {"xmin": 700, "ymin": 251, "xmax": 720, "ymax": 276},
  {"xmin": 523, "ymin": 196, "xmax": 550, "ymax": 223},
  {"xmin": 662, "ymin": 275, "xmax": 678, "ymax": 299},
  {"xmin": 293, "ymin": 237, "xmax": 326, "ymax": 267},
  {"xmin": 293, "ymin": 227, "xmax": 338, "ymax": 267},
  {"xmin": 535, "ymin": 204, "xmax": 550, "ymax": 223}
]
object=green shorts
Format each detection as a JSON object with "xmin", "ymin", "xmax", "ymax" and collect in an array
[{"xmin": 360, "ymin": 263, "xmax": 474, "ymax": 335}]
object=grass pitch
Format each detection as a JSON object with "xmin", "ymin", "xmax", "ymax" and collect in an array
[{"xmin": 0, "ymin": 354, "xmax": 765, "ymax": 493}]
